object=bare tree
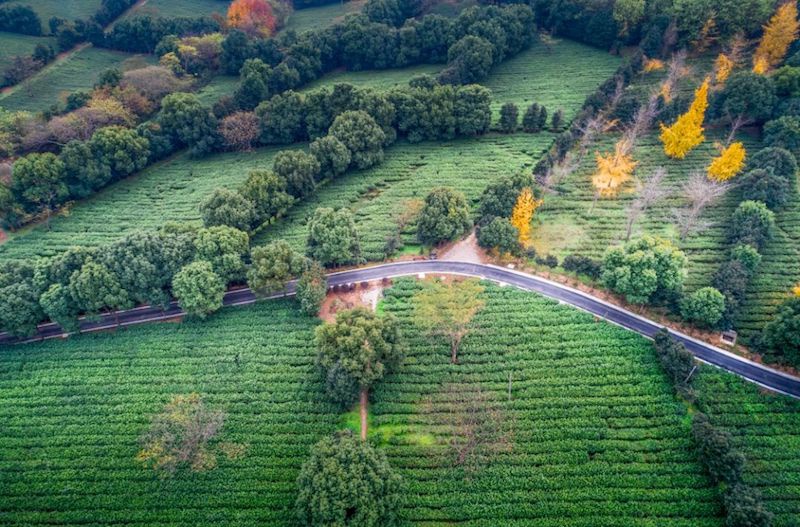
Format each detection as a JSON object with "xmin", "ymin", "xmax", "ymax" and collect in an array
[
  {"xmin": 624, "ymin": 167, "xmax": 669, "ymax": 241},
  {"xmin": 425, "ymin": 383, "xmax": 513, "ymax": 472},
  {"xmin": 219, "ymin": 111, "xmax": 260, "ymax": 152},
  {"xmin": 541, "ymin": 151, "xmax": 580, "ymax": 192},
  {"xmin": 672, "ymin": 171, "xmax": 730, "ymax": 239}
]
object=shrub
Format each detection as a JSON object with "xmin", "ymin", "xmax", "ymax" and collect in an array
[
  {"xmin": 729, "ymin": 200, "xmax": 775, "ymax": 251},
  {"xmin": 476, "ymin": 217, "xmax": 520, "ymax": 255},
  {"xmin": 680, "ymin": 287, "xmax": 726, "ymax": 328},
  {"xmin": 172, "ymin": 261, "xmax": 225, "ymax": 318},
  {"xmin": 562, "ymin": 254, "xmax": 602, "ymax": 279}
]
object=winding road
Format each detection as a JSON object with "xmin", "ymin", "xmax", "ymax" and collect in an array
[{"xmin": 2, "ymin": 260, "xmax": 798, "ymax": 398}]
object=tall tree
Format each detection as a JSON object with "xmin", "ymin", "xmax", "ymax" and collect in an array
[
  {"xmin": 510, "ymin": 187, "xmax": 541, "ymax": 246},
  {"xmin": 306, "ymin": 207, "xmax": 361, "ymax": 267},
  {"xmin": 247, "ymin": 240, "xmax": 308, "ymax": 295},
  {"xmin": 413, "ymin": 279, "xmax": 485, "ymax": 364},
  {"xmin": 753, "ymin": 2, "xmax": 799, "ymax": 74},
  {"xmin": 172, "ymin": 261, "xmax": 225, "ymax": 318},
  {"xmin": 416, "ymin": 187, "xmax": 472, "ymax": 246},
  {"xmin": 660, "ymin": 78, "xmax": 709, "ymax": 159}
]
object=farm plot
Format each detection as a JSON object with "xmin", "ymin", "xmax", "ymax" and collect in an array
[
  {"xmin": 195, "ymin": 75, "xmax": 239, "ymax": 105},
  {"xmin": 694, "ymin": 370, "xmax": 800, "ymax": 527},
  {"xmin": 0, "ymin": 32, "xmax": 57, "ymax": 72},
  {"xmin": 0, "ymin": 145, "xmax": 291, "ymax": 261},
  {"xmin": 0, "ymin": 299, "xmax": 339, "ymax": 527},
  {"xmin": 531, "ymin": 131, "xmax": 762, "ymax": 293},
  {"xmin": 2, "ymin": 0, "xmax": 101, "ymax": 33},
  {"xmin": 120, "ymin": 0, "xmax": 229, "ymax": 20},
  {"xmin": 372, "ymin": 279, "xmax": 722, "ymax": 526},
  {"xmin": 0, "ymin": 46, "xmax": 154, "ymax": 112},
  {"xmin": 301, "ymin": 64, "xmax": 442, "ymax": 93},
  {"xmin": 283, "ymin": 0, "xmax": 363, "ymax": 33},
  {"xmin": 255, "ymin": 133, "xmax": 555, "ymax": 259}
]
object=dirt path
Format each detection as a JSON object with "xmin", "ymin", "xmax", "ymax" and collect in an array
[{"xmin": 438, "ymin": 231, "xmax": 488, "ymax": 264}]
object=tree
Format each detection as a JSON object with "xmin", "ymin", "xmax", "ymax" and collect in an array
[
  {"xmin": 692, "ymin": 413, "xmax": 744, "ymax": 485},
  {"xmin": 88, "ymin": 126, "xmax": 150, "ymax": 180},
  {"xmin": 413, "ymin": 279, "xmax": 485, "ymax": 364},
  {"xmin": 707, "ymin": 142, "xmax": 746, "ymax": 182},
  {"xmin": 454, "ymin": 85, "xmax": 492, "ymax": 136},
  {"xmin": 740, "ymin": 168, "xmax": 792, "ymax": 211},
  {"xmin": 137, "ymin": 393, "xmax": 227, "ymax": 475},
  {"xmin": 235, "ymin": 58, "xmax": 271, "ymax": 109},
  {"xmin": 199, "ymin": 188, "xmax": 255, "ymax": 231},
  {"xmin": 295, "ymin": 430, "xmax": 402, "ymax": 527},
  {"xmin": 681, "ymin": 287, "xmax": 726, "ymax": 328},
  {"xmin": 10, "ymin": 153, "xmax": 67, "ymax": 227},
  {"xmin": 764, "ymin": 116, "xmax": 800, "ymax": 158},
  {"xmin": 510, "ymin": 187, "xmax": 542, "ymax": 247},
  {"xmin": 157, "ymin": 93, "xmax": 218, "ymax": 157},
  {"xmin": 272, "ymin": 150, "xmax": 320, "ymax": 198},
  {"xmin": 256, "ymin": 90, "xmax": 306, "ymax": 144},
  {"xmin": 551, "ymin": 109, "xmax": 564, "ymax": 131},
  {"xmin": 624, "ymin": 167, "xmax": 668, "ymax": 241},
  {"xmin": 328, "ymin": 110, "xmax": 386, "ymax": 170},
  {"xmin": 477, "ymin": 217, "xmax": 520, "ymax": 256},
  {"xmin": 444, "ymin": 35, "xmax": 493, "ymax": 84},
  {"xmin": 296, "ymin": 262, "xmax": 327, "ymax": 316},
  {"xmin": 193, "ymin": 226, "xmax": 250, "ymax": 283},
  {"xmin": 602, "ymin": 236, "xmax": 687, "ymax": 305},
  {"xmin": 240, "ymin": 170, "xmax": 294, "ymax": 224},
  {"xmin": 315, "ymin": 308, "xmax": 403, "ymax": 437},
  {"xmin": 522, "ymin": 103, "xmax": 543, "ymax": 132},
  {"xmin": 219, "ymin": 111, "xmax": 260, "ymax": 151},
  {"xmin": 172, "ymin": 261, "xmax": 225, "ymax": 318},
  {"xmin": 759, "ymin": 295, "xmax": 800, "ymax": 366},
  {"xmin": 499, "ymin": 102, "xmax": 519, "ymax": 133},
  {"xmin": 729, "ymin": 200, "xmax": 775, "ymax": 251},
  {"xmin": 68, "ymin": 260, "xmax": 130, "ymax": 316},
  {"xmin": 247, "ymin": 240, "xmax": 308, "ymax": 295},
  {"xmin": 592, "ymin": 141, "xmax": 638, "ymax": 198},
  {"xmin": 310, "ymin": 135, "xmax": 351, "ymax": 179},
  {"xmin": 306, "ymin": 207, "xmax": 361, "ymax": 267},
  {"xmin": 715, "ymin": 71, "xmax": 776, "ymax": 134},
  {"xmin": 477, "ymin": 173, "xmax": 531, "ymax": 222},
  {"xmin": 724, "ymin": 485, "xmax": 773, "ymax": 527},
  {"xmin": 227, "ymin": 0, "xmax": 277, "ymax": 38},
  {"xmin": 39, "ymin": 283, "xmax": 80, "ymax": 332},
  {"xmin": 0, "ymin": 283, "xmax": 43, "ymax": 337},
  {"xmin": 416, "ymin": 187, "xmax": 472, "ymax": 246},
  {"xmin": 660, "ymin": 78, "xmax": 709, "ymax": 159},
  {"xmin": 673, "ymin": 172, "xmax": 730, "ymax": 239},
  {"xmin": 653, "ymin": 330, "xmax": 696, "ymax": 393},
  {"xmin": 753, "ymin": 2, "xmax": 799, "ymax": 74}
]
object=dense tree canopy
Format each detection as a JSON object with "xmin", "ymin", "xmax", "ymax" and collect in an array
[
  {"xmin": 247, "ymin": 240, "xmax": 308, "ymax": 294},
  {"xmin": 172, "ymin": 261, "xmax": 225, "ymax": 318},
  {"xmin": 417, "ymin": 187, "xmax": 472, "ymax": 245},
  {"xmin": 306, "ymin": 207, "xmax": 361, "ymax": 267},
  {"xmin": 602, "ymin": 236, "xmax": 687, "ymax": 305}
]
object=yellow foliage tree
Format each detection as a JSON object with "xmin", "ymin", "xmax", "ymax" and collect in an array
[
  {"xmin": 753, "ymin": 2, "xmax": 800, "ymax": 74},
  {"xmin": 714, "ymin": 53, "xmax": 734, "ymax": 84},
  {"xmin": 660, "ymin": 78, "xmax": 710, "ymax": 159},
  {"xmin": 707, "ymin": 142, "xmax": 746, "ymax": 182},
  {"xmin": 592, "ymin": 141, "xmax": 638, "ymax": 198},
  {"xmin": 793, "ymin": 283, "xmax": 800, "ymax": 296},
  {"xmin": 643, "ymin": 58, "xmax": 664, "ymax": 72},
  {"xmin": 510, "ymin": 187, "xmax": 542, "ymax": 246}
]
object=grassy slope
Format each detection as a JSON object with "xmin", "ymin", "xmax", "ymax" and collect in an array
[
  {"xmin": 695, "ymin": 370, "xmax": 800, "ymax": 527},
  {"xmin": 0, "ymin": 38, "xmax": 619, "ymax": 261},
  {"xmin": 0, "ymin": 46, "xmax": 154, "ymax": 112},
  {"xmin": 0, "ymin": 280, "xmax": 765, "ymax": 526},
  {"xmin": 120, "ymin": 0, "xmax": 228, "ymax": 20},
  {"xmin": 3, "ymin": 1, "xmax": 101, "ymax": 34},
  {"xmin": 0, "ymin": 32, "xmax": 57, "ymax": 70},
  {"xmin": 283, "ymin": 0, "xmax": 363, "ymax": 33}
]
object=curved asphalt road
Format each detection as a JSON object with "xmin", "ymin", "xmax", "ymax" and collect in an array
[{"xmin": 2, "ymin": 260, "xmax": 798, "ymax": 399}]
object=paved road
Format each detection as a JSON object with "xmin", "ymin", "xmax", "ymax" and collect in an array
[{"xmin": 2, "ymin": 260, "xmax": 798, "ymax": 398}]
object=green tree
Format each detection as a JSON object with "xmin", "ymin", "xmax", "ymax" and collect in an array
[
  {"xmin": 740, "ymin": 168, "xmax": 792, "ymax": 211},
  {"xmin": 296, "ymin": 262, "xmax": 327, "ymax": 316},
  {"xmin": 199, "ymin": 188, "xmax": 256, "ymax": 231},
  {"xmin": 235, "ymin": 58, "xmax": 271, "ymax": 109},
  {"xmin": 255, "ymin": 90, "xmax": 306, "ymax": 144},
  {"xmin": 724, "ymin": 485, "xmax": 773, "ymax": 527},
  {"xmin": 272, "ymin": 150, "xmax": 320, "ymax": 198},
  {"xmin": 522, "ymin": 103, "xmax": 543, "ymax": 132},
  {"xmin": 10, "ymin": 153, "xmax": 67, "ymax": 227},
  {"xmin": 477, "ymin": 217, "xmax": 520, "ymax": 255},
  {"xmin": 692, "ymin": 413, "xmax": 744, "ymax": 485},
  {"xmin": 0, "ymin": 282, "xmax": 43, "ymax": 337},
  {"xmin": 157, "ymin": 92, "xmax": 218, "ymax": 157},
  {"xmin": 295, "ymin": 430, "xmax": 402, "ymax": 527},
  {"xmin": 477, "ymin": 173, "xmax": 532, "ymax": 222},
  {"xmin": 764, "ymin": 116, "xmax": 800, "ymax": 158},
  {"xmin": 310, "ymin": 135, "xmax": 351, "ymax": 179},
  {"xmin": 551, "ymin": 109, "xmax": 564, "ymax": 131},
  {"xmin": 315, "ymin": 308, "xmax": 403, "ymax": 437},
  {"xmin": 680, "ymin": 287, "xmax": 726, "ymax": 328},
  {"xmin": 172, "ymin": 261, "xmax": 225, "ymax": 318},
  {"xmin": 68, "ymin": 260, "xmax": 131, "ymax": 316},
  {"xmin": 247, "ymin": 240, "xmax": 308, "ymax": 295},
  {"xmin": 454, "ymin": 84, "xmax": 492, "ymax": 136},
  {"xmin": 760, "ymin": 296, "xmax": 800, "ymax": 367},
  {"xmin": 39, "ymin": 282, "xmax": 80, "ymax": 332},
  {"xmin": 306, "ymin": 207, "xmax": 361, "ymax": 267},
  {"xmin": 716, "ymin": 71, "xmax": 776, "ymax": 127},
  {"xmin": 193, "ymin": 226, "xmax": 250, "ymax": 283},
  {"xmin": 88, "ymin": 125, "xmax": 150, "ymax": 179},
  {"xmin": 601, "ymin": 236, "xmax": 687, "ymax": 305},
  {"xmin": 417, "ymin": 187, "xmax": 472, "ymax": 245},
  {"xmin": 328, "ymin": 110, "xmax": 386, "ymax": 169},
  {"xmin": 653, "ymin": 330, "xmax": 696, "ymax": 395},
  {"xmin": 445, "ymin": 35, "xmax": 493, "ymax": 84},
  {"xmin": 499, "ymin": 102, "xmax": 519, "ymax": 133},
  {"xmin": 729, "ymin": 200, "xmax": 775, "ymax": 251},
  {"xmin": 240, "ymin": 170, "xmax": 294, "ymax": 225}
]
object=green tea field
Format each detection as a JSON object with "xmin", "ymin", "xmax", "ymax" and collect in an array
[
  {"xmin": 3, "ymin": 0, "xmax": 101, "ymax": 34},
  {"xmin": 120, "ymin": 0, "xmax": 229, "ymax": 20},
  {"xmin": 0, "ymin": 32, "xmax": 57, "ymax": 71},
  {"xmin": 283, "ymin": 1, "xmax": 363, "ymax": 33}
]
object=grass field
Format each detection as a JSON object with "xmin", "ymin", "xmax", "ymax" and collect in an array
[
  {"xmin": 120, "ymin": 0, "xmax": 228, "ymax": 20},
  {"xmin": 195, "ymin": 75, "xmax": 239, "ymax": 105},
  {"xmin": 0, "ymin": 32, "xmax": 57, "ymax": 71},
  {"xmin": 283, "ymin": 0, "xmax": 362, "ymax": 33},
  {"xmin": 0, "ymin": 46, "xmax": 153, "ymax": 112},
  {"xmin": 3, "ymin": 0, "xmax": 101, "ymax": 34},
  {"xmin": 0, "ymin": 38, "xmax": 618, "ymax": 260},
  {"xmin": 695, "ymin": 370, "xmax": 800, "ymax": 526},
  {"xmin": 4, "ymin": 279, "xmax": 786, "ymax": 525},
  {"xmin": 301, "ymin": 63, "xmax": 443, "ymax": 93}
]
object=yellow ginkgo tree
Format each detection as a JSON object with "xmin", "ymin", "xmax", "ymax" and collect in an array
[
  {"xmin": 793, "ymin": 283, "xmax": 800, "ymax": 296},
  {"xmin": 707, "ymin": 142, "xmax": 746, "ymax": 182},
  {"xmin": 510, "ymin": 187, "xmax": 542, "ymax": 246},
  {"xmin": 592, "ymin": 140, "xmax": 638, "ymax": 198},
  {"xmin": 714, "ymin": 53, "xmax": 734, "ymax": 85},
  {"xmin": 660, "ymin": 78, "xmax": 710, "ymax": 159},
  {"xmin": 753, "ymin": 2, "xmax": 800, "ymax": 74}
]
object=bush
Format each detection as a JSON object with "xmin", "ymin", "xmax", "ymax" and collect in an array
[
  {"xmin": 653, "ymin": 330, "xmax": 696, "ymax": 393},
  {"xmin": 729, "ymin": 200, "xmax": 775, "ymax": 251},
  {"xmin": 416, "ymin": 187, "xmax": 472, "ymax": 245},
  {"xmin": 562, "ymin": 254, "xmax": 602, "ymax": 279},
  {"xmin": 692, "ymin": 413, "xmax": 744, "ymax": 486},
  {"xmin": 476, "ymin": 217, "xmax": 520, "ymax": 255},
  {"xmin": 680, "ymin": 287, "xmax": 726, "ymax": 328}
]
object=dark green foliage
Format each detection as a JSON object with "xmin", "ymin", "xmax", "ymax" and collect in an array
[
  {"xmin": 256, "ymin": 90, "xmax": 306, "ymax": 144},
  {"xmin": 562, "ymin": 255, "xmax": 602, "ymax": 279},
  {"xmin": 551, "ymin": 109, "xmax": 565, "ymax": 131},
  {"xmin": 764, "ymin": 116, "xmax": 800, "ymax": 158},
  {"xmin": 724, "ymin": 485, "xmax": 773, "ymax": 527},
  {"xmin": 240, "ymin": 170, "xmax": 294, "ymax": 225},
  {"xmin": 157, "ymin": 93, "xmax": 219, "ymax": 157},
  {"xmin": 236, "ymin": 58, "xmax": 272, "ymax": 109},
  {"xmin": 745, "ymin": 147, "xmax": 798, "ymax": 182},
  {"xmin": 273, "ymin": 151, "xmax": 320, "ymax": 198},
  {"xmin": 442, "ymin": 35, "xmax": 494, "ymax": 84},
  {"xmin": 729, "ymin": 201, "xmax": 775, "ymax": 252},
  {"xmin": 499, "ymin": 102, "xmax": 519, "ymax": 133},
  {"xmin": 728, "ymin": 244, "xmax": 762, "ymax": 275},
  {"xmin": 0, "ymin": 282, "xmax": 43, "ymax": 337},
  {"xmin": 692, "ymin": 413, "xmax": 744, "ymax": 486},
  {"xmin": 306, "ymin": 207, "xmax": 361, "ymax": 267},
  {"xmin": 740, "ymin": 168, "xmax": 792, "ymax": 211},
  {"xmin": 172, "ymin": 261, "xmax": 225, "ymax": 319},
  {"xmin": 773, "ymin": 66, "xmax": 800, "ymax": 97},
  {"xmin": 759, "ymin": 296, "xmax": 800, "ymax": 367},
  {"xmin": 247, "ymin": 240, "xmax": 308, "ymax": 295},
  {"xmin": 476, "ymin": 217, "xmax": 520, "ymax": 255},
  {"xmin": 652, "ymin": 329, "xmax": 696, "ymax": 392},
  {"xmin": 0, "ymin": 4, "xmax": 42, "ymax": 36},
  {"xmin": 454, "ymin": 84, "xmax": 492, "ymax": 136},
  {"xmin": 296, "ymin": 262, "xmax": 327, "ymax": 316},
  {"xmin": 715, "ymin": 71, "xmax": 775, "ymax": 124},
  {"xmin": 328, "ymin": 110, "xmax": 386, "ymax": 169},
  {"xmin": 680, "ymin": 287, "xmax": 726, "ymax": 329},
  {"xmin": 199, "ymin": 188, "xmax": 256, "ymax": 232},
  {"xmin": 193, "ymin": 226, "xmax": 250, "ymax": 284},
  {"xmin": 522, "ymin": 103, "xmax": 543, "ymax": 132},
  {"xmin": 713, "ymin": 260, "xmax": 752, "ymax": 328},
  {"xmin": 416, "ymin": 187, "xmax": 472, "ymax": 245},
  {"xmin": 9, "ymin": 153, "xmax": 68, "ymax": 220},
  {"xmin": 310, "ymin": 136, "xmax": 351, "ymax": 179},
  {"xmin": 95, "ymin": 67, "xmax": 122, "ymax": 88},
  {"xmin": 295, "ymin": 430, "xmax": 402, "ymax": 527},
  {"xmin": 68, "ymin": 260, "xmax": 131, "ymax": 316},
  {"xmin": 477, "ymin": 172, "xmax": 532, "ymax": 223}
]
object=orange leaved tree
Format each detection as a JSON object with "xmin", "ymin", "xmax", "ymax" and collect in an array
[{"xmin": 227, "ymin": 0, "xmax": 277, "ymax": 37}]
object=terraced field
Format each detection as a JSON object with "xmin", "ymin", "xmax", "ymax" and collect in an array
[
  {"xmin": 255, "ymin": 134, "xmax": 554, "ymax": 259},
  {"xmin": 0, "ymin": 32, "xmax": 56, "ymax": 71},
  {"xmin": 195, "ymin": 75, "xmax": 239, "ymax": 105},
  {"xmin": 120, "ymin": 0, "xmax": 229, "ymax": 20},
  {"xmin": 2, "ymin": 0, "xmax": 101, "ymax": 33},
  {"xmin": 695, "ymin": 370, "xmax": 800, "ymax": 526},
  {"xmin": 283, "ymin": 0, "xmax": 363, "ymax": 33},
  {"xmin": 301, "ymin": 64, "xmax": 442, "ymax": 93},
  {"xmin": 0, "ymin": 46, "xmax": 153, "ymax": 112}
]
